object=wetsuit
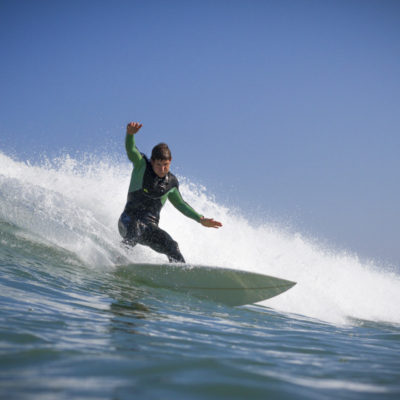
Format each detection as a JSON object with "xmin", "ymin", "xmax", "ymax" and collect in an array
[{"xmin": 118, "ymin": 134, "xmax": 203, "ymax": 263}]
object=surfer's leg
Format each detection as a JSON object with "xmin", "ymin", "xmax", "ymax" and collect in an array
[{"xmin": 139, "ymin": 225, "xmax": 186, "ymax": 263}]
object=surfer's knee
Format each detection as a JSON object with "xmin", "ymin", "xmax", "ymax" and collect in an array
[{"xmin": 118, "ymin": 213, "xmax": 130, "ymax": 238}]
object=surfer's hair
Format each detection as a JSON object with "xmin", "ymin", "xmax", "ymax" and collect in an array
[{"xmin": 151, "ymin": 143, "xmax": 172, "ymax": 161}]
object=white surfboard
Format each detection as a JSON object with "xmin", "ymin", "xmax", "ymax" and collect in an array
[{"xmin": 117, "ymin": 263, "xmax": 296, "ymax": 306}]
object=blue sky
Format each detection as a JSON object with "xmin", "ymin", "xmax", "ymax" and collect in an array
[{"xmin": 1, "ymin": 0, "xmax": 399, "ymax": 266}]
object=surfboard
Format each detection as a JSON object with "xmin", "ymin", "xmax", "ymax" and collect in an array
[{"xmin": 116, "ymin": 263, "xmax": 296, "ymax": 306}]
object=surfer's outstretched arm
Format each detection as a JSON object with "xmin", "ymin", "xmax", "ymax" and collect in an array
[
  {"xmin": 125, "ymin": 122, "xmax": 143, "ymax": 166},
  {"xmin": 168, "ymin": 188, "xmax": 222, "ymax": 229}
]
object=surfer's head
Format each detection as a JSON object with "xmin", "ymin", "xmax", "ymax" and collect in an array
[
  {"xmin": 151, "ymin": 143, "xmax": 172, "ymax": 178},
  {"xmin": 151, "ymin": 143, "xmax": 171, "ymax": 161}
]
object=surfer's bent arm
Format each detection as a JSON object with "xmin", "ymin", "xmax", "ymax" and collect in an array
[
  {"xmin": 125, "ymin": 132, "xmax": 143, "ymax": 166},
  {"xmin": 168, "ymin": 188, "xmax": 203, "ymax": 223}
]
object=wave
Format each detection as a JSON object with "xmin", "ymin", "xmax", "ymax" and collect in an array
[{"xmin": 1, "ymin": 151, "xmax": 399, "ymax": 325}]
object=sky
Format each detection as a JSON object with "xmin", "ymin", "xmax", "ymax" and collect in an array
[{"xmin": 1, "ymin": 0, "xmax": 399, "ymax": 266}]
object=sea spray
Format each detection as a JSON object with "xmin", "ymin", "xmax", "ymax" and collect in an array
[{"xmin": 1, "ymin": 151, "xmax": 399, "ymax": 325}]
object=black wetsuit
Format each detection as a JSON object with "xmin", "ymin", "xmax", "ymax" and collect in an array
[{"xmin": 118, "ymin": 134, "xmax": 203, "ymax": 263}]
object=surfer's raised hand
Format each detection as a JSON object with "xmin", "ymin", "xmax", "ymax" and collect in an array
[
  {"xmin": 126, "ymin": 122, "xmax": 143, "ymax": 135},
  {"xmin": 200, "ymin": 217, "xmax": 222, "ymax": 229}
]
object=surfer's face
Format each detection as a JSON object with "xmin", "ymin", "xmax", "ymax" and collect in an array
[{"xmin": 151, "ymin": 159, "xmax": 171, "ymax": 178}]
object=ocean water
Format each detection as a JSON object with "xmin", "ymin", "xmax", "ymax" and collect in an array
[{"xmin": 1, "ymin": 151, "xmax": 399, "ymax": 400}]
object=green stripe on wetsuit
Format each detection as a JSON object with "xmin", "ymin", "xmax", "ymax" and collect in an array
[{"xmin": 125, "ymin": 134, "xmax": 202, "ymax": 223}]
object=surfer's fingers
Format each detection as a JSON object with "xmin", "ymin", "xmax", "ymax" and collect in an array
[
  {"xmin": 127, "ymin": 122, "xmax": 143, "ymax": 134},
  {"xmin": 210, "ymin": 218, "xmax": 222, "ymax": 227}
]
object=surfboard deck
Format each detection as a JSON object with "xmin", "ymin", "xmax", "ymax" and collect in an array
[{"xmin": 116, "ymin": 263, "xmax": 296, "ymax": 306}]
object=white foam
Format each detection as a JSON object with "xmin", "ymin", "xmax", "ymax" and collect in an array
[{"xmin": 1, "ymin": 151, "xmax": 399, "ymax": 325}]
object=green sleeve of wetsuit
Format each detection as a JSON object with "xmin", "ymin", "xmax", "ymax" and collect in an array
[
  {"xmin": 125, "ymin": 134, "xmax": 143, "ymax": 166},
  {"xmin": 125, "ymin": 133, "xmax": 147, "ymax": 193},
  {"xmin": 168, "ymin": 187, "xmax": 203, "ymax": 223}
]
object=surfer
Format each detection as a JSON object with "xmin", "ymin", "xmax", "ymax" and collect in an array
[{"xmin": 118, "ymin": 122, "xmax": 222, "ymax": 263}]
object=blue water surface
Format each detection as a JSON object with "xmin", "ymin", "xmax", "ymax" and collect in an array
[{"xmin": 1, "ymin": 221, "xmax": 400, "ymax": 400}]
